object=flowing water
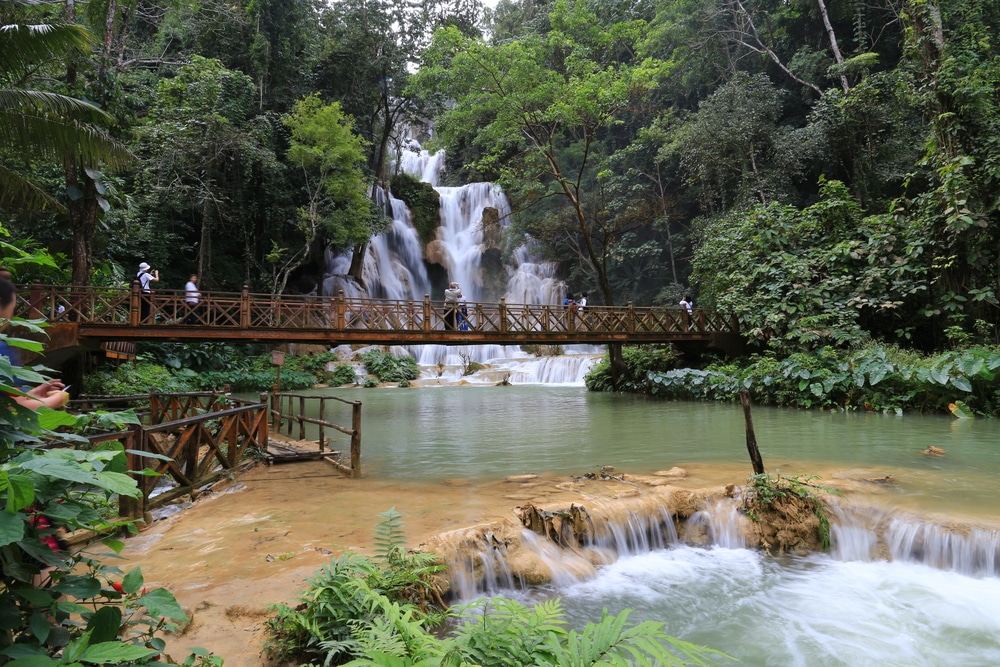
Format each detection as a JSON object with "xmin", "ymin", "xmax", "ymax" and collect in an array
[
  {"xmin": 277, "ymin": 385, "xmax": 1000, "ymax": 666},
  {"xmin": 139, "ymin": 146, "xmax": 1000, "ymax": 662}
]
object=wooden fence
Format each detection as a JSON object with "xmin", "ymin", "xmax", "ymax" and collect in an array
[
  {"xmin": 268, "ymin": 392, "xmax": 362, "ymax": 477},
  {"xmin": 76, "ymin": 390, "xmax": 362, "ymax": 518}
]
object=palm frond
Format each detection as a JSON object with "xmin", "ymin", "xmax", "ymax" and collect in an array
[
  {"xmin": 0, "ymin": 105, "xmax": 132, "ymax": 167},
  {"xmin": 0, "ymin": 23, "xmax": 94, "ymax": 79},
  {"xmin": 0, "ymin": 162, "xmax": 64, "ymax": 212}
]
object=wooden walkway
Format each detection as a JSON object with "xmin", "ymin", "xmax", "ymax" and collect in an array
[{"xmin": 18, "ymin": 284, "xmax": 742, "ymax": 352}]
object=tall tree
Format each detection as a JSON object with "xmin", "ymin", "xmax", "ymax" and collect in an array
[
  {"xmin": 411, "ymin": 0, "xmax": 664, "ymax": 308},
  {"xmin": 0, "ymin": 4, "xmax": 131, "ymax": 282},
  {"xmin": 276, "ymin": 94, "xmax": 379, "ymax": 296}
]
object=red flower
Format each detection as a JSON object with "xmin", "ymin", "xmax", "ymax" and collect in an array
[{"xmin": 111, "ymin": 582, "xmax": 124, "ymax": 593}]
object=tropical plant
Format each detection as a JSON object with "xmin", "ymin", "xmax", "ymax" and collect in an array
[
  {"xmin": 264, "ymin": 508, "xmax": 446, "ymax": 665},
  {"xmin": 359, "ymin": 350, "xmax": 419, "ymax": 383},
  {"xmin": 743, "ymin": 472, "xmax": 836, "ymax": 550},
  {"xmin": 0, "ymin": 266, "xmax": 191, "ymax": 663},
  {"xmin": 0, "ymin": 3, "xmax": 131, "ymax": 214}
]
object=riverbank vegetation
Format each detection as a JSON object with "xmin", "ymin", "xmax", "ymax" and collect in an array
[{"xmin": 587, "ymin": 344, "xmax": 1000, "ymax": 416}]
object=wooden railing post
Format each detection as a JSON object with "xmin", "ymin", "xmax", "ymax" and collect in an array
[
  {"xmin": 334, "ymin": 290, "xmax": 345, "ymax": 330},
  {"xmin": 695, "ymin": 308, "xmax": 706, "ymax": 332},
  {"xmin": 627, "ymin": 301, "xmax": 635, "ymax": 333},
  {"xmin": 568, "ymin": 302, "xmax": 576, "ymax": 333},
  {"xmin": 318, "ymin": 397, "xmax": 326, "ymax": 452},
  {"xmin": 240, "ymin": 285, "xmax": 250, "ymax": 328},
  {"xmin": 351, "ymin": 400, "xmax": 362, "ymax": 477},
  {"xmin": 129, "ymin": 280, "xmax": 141, "ymax": 326},
  {"xmin": 119, "ymin": 425, "xmax": 145, "ymax": 519},
  {"xmin": 259, "ymin": 391, "xmax": 270, "ymax": 440},
  {"xmin": 499, "ymin": 297, "xmax": 508, "ymax": 334},
  {"xmin": 28, "ymin": 281, "xmax": 44, "ymax": 319},
  {"xmin": 298, "ymin": 394, "xmax": 306, "ymax": 440},
  {"xmin": 270, "ymin": 392, "xmax": 280, "ymax": 429},
  {"xmin": 423, "ymin": 294, "xmax": 431, "ymax": 332}
]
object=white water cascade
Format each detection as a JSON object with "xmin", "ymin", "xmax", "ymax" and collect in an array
[
  {"xmin": 322, "ymin": 145, "xmax": 601, "ymax": 384},
  {"xmin": 442, "ymin": 495, "xmax": 1000, "ymax": 664}
]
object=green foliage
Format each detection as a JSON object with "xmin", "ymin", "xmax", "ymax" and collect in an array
[
  {"xmin": 82, "ymin": 362, "xmax": 196, "ymax": 396},
  {"xmin": 390, "ymin": 173, "xmax": 441, "ymax": 246},
  {"xmin": 265, "ymin": 510, "xmax": 724, "ymax": 667},
  {"xmin": 196, "ymin": 368, "xmax": 316, "ymax": 393},
  {"xmin": 691, "ymin": 179, "xmax": 932, "ymax": 350},
  {"xmin": 585, "ymin": 346, "xmax": 678, "ymax": 392},
  {"xmin": 0, "ymin": 266, "xmax": 192, "ymax": 663},
  {"xmin": 264, "ymin": 508, "xmax": 446, "ymax": 666},
  {"xmin": 617, "ymin": 345, "xmax": 1000, "ymax": 416},
  {"xmin": 359, "ymin": 350, "xmax": 419, "ymax": 383},
  {"xmin": 327, "ymin": 363, "xmax": 360, "ymax": 386},
  {"xmin": 744, "ymin": 473, "xmax": 835, "ymax": 550}
]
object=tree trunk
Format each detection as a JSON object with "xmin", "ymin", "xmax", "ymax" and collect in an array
[
  {"xmin": 200, "ymin": 199, "xmax": 213, "ymax": 287},
  {"xmin": 66, "ymin": 159, "xmax": 99, "ymax": 287},
  {"xmin": 816, "ymin": 0, "xmax": 850, "ymax": 93},
  {"xmin": 740, "ymin": 389, "xmax": 766, "ymax": 475}
]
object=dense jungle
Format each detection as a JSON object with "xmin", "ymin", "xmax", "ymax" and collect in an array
[{"xmin": 3, "ymin": 0, "xmax": 1000, "ymax": 664}]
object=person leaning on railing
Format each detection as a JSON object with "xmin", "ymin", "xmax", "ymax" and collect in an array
[{"xmin": 0, "ymin": 278, "xmax": 70, "ymax": 410}]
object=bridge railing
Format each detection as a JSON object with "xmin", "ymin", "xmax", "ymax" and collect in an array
[
  {"xmin": 269, "ymin": 392, "xmax": 361, "ymax": 477},
  {"xmin": 71, "ymin": 392, "xmax": 268, "ymax": 519},
  {"xmin": 20, "ymin": 283, "xmax": 737, "ymax": 337}
]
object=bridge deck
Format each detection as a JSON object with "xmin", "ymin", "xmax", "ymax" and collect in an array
[{"xmin": 18, "ymin": 284, "xmax": 739, "ymax": 347}]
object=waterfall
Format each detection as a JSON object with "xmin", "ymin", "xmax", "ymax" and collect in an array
[{"xmin": 323, "ymin": 144, "xmax": 602, "ymax": 384}]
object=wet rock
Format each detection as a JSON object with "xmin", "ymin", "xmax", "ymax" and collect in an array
[
  {"xmin": 654, "ymin": 467, "xmax": 688, "ymax": 478},
  {"xmin": 506, "ymin": 474, "xmax": 539, "ymax": 483},
  {"xmin": 924, "ymin": 446, "xmax": 946, "ymax": 457}
]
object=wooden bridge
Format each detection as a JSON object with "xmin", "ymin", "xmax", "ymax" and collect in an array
[{"xmin": 17, "ymin": 283, "xmax": 742, "ymax": 353}]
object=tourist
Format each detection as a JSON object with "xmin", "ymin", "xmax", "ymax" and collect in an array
[
  {"xmin": 679, "ymin": 294, "xmax": 693, "ymax": 315},
  {"xmin": 184, "ymin": 273, "xmax": 200, "ymax": 324},
  {"xmin": 458, "ymin": 292, "xmax": 470, "ymax": 331},
  {"xmin": 679, "ymin": 294, "xmax": 694, "ymax": 332},
  {"xmin": 136, "ymin": 262, "xmax": 158, "ymax": 322},
  {"xmin": 576, "ymin": 292, "xmax": 588, "ymax": 312},
  {"xmin": 0, "ymin": 277, "xmax": 69, "ymax": 409},
  {"xmin": 444, "ymin": 282, "xmax": 462, "ymax": 330}
]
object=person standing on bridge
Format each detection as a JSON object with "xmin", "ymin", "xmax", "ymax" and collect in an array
[
  {"xmin": 679, "ymin": 295, "xmax": 694, "ymax": 331},
  {"xmin": 137, "ymin": 262, "xmax": 159, "ymax": 322},
  {"xmin": 184, "ymin": 273, "xmax": 200, "ymax": 324},
  {"xmin": 444, "ymin": 282, "xmax": 461, "ymax": 330}
]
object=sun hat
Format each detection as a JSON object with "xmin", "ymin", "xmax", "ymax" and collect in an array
[{"xmin": 139, "ymin": 262, "xmax": 150, "ymax": 271}]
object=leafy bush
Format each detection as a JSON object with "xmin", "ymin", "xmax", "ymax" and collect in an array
[
  {"xmin": 359, "ymin": 349, "xmax": 419, "ymax": 383},
  {"xmin": 621, "ymin": 345, "xmax": 1000, "ymax": 416},
  {"xmin": 196, "ymin": 368, "xmax": 317, "ymax": 392},
  {"xmin": 325, "ymin": 363, "xmax": 359, "ymax": 386},
  {"xmin": 585, "ymin": 345, "xmax": 678, "ymax": 392},
  {"xmin": 390, "ymin": 172, "xmax": 441, "ymax": 246},
  {"xmin": 0, "ymin": 270, "xmax": 194, "ymax": 664},
  {"xmin": 83, "ymin": 361, "xmax": 196, "ymax": 395}
]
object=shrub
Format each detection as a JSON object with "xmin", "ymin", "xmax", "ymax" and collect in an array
[
  {"xmin": 325, "ymin": 363, "xmax": 358, "ymax": 386},
  {"xmin": 196, "ymin": 368, "xmax": 317, "ymax": 393},
  {"xmin": 83, "ymin": 361, "xmax": 196, "ymax": 395},
  {"xmin": 359, "ymin": 349, "xmax": 419, "ymax": 383},
  {"xmin": 585, "ymin": 345, "xmax": 678, "ymax": 392}
]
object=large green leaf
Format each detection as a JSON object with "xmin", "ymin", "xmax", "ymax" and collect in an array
[
  {"xmin": 79, "ymin": 642, "xmax": 158, "ymax": 664},
  {"xmin": 85, "ymin": 606, "xmax": 122, "ymax": 645},
  {"xmin": 139, "ymin": 587, "xmax": 187, "ymax": 623}
]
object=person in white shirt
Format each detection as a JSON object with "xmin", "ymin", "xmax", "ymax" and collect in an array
[
  {"xmin": 184, "ymin": 274, "xmax": 200, "ymax": 324},
  {"xmin": 137, "ymin": 262, "xmax": 159, "ymax": 322}
]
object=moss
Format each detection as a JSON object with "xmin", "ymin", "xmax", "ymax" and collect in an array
[{"xmin": 390, "ymin": 172, "xmax": 441, "ymax": 246}]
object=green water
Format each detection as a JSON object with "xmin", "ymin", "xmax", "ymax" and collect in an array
[{"xmin": 300, "ymin": 385, "xmax": 1000, "ymax": 516}]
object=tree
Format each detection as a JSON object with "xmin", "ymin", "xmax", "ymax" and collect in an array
[
  {"xmin": 411, "ymin": 1, "xmax": 665, "ymax": 308},
  {"xmin": 314, "ymin": 0, "xmax": 426, "ymax": 285},
  {"xmin": 275, "ymin": 94, "xmax": 378, "ymax": 296},
  {"xmin": 0, "ymin": 6, "xmax": 131, "ymax": 248},
  {"xmin": 132, "ymin": 56, "xmax": 280, "ymax": 289}
]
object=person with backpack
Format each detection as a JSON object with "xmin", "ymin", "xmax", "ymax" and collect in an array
[{"xmin": 137, "ymin": 262, "xmax": 159, "ymax": 322}]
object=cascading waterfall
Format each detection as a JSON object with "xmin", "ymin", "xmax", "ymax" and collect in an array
[
  {"xmin": 323, "ymin": 144, "xmax": 600, "ymax": 384},
  {"xmin": 443, "ymin": 496, "xmax": 1000, "ymax": 600}
]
